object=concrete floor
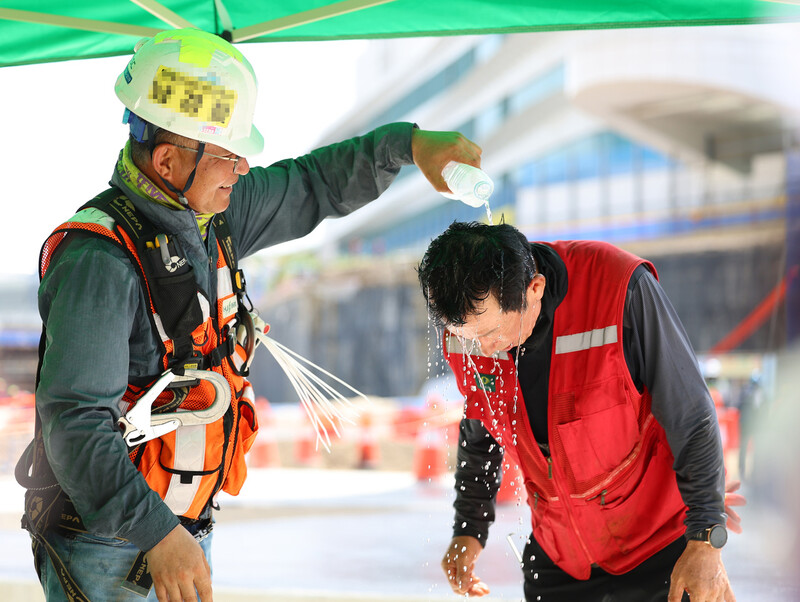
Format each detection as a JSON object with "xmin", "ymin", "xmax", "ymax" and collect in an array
[{"xmin": 1, "ymin": 468, "xmax": 798, "ymax": 601}]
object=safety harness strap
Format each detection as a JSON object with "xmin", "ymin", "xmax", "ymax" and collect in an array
[
  {"xmin": 212, "ymin": 212, "xmax": 254, "ymax": 378},
  {"xmin": 84, "ymin": 188, "xmax": 202, "ymax": 362},
  {"xmin": 27, "ymin": 495, "xmax": 92, "ymax": 602},
  {"xmin": 212, "ymin": 213, "xmax": 240, "ymax": 287}
]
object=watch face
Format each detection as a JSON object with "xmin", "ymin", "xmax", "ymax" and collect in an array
[{"xmin": 709, "ymin": 525, "xmax": 728, "ymax": 548}]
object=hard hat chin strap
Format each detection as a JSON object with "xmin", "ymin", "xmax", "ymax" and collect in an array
[
  {"xmin": 123, "ymin": 110, "xmax": 206, "ymax": 208},
  {"xmin": 158, "ymin": 142, "xmax": 206, "ymax": 207}
]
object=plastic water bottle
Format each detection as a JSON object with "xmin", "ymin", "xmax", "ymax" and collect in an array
[{"xmin": 440, "ymin": 161, "xmax": 494, "ymax": 208}]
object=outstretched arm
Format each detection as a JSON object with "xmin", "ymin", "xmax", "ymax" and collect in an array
[{"xmin": 228, "ymin": 123, "xmax": 482, "ymax": 258}]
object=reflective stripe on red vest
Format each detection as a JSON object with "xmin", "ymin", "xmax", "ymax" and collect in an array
[
  {"xmin": 445, "ymin": 240, "xmax": 685, "ymax": 579},
  {"xmin": 40, "ymin": 209, "xmax": 259, "ymax": 520}
]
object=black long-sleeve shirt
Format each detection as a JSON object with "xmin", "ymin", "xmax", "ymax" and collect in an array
[{"xmin": 452, "ymin": 243, "xmax": 726, "ymax": 546}]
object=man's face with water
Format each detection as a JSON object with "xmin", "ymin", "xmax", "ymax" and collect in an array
[{"xmin": 447, "ymin": 275, "xmax": 545, "ymax": 356}]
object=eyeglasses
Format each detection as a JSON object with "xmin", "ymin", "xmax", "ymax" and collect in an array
[{"xmin": 172, "ymin": 144, "xmax": 243, "ymax": 173}]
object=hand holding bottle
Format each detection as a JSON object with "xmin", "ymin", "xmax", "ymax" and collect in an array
[{"xmin": 411, "ymin": 129, "xmax": 482, "ymax": 192}]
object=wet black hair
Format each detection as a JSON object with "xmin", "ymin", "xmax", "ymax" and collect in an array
[{"xmin": 417, "ymin": 221, "xmax": 537, "ymax": 326}]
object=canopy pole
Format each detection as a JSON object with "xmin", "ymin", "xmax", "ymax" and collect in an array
[
  {"xmin": 0, "ymin": 8, "xmax": 161, "ymax": 37},
  {"xmin": 231, "ymin": 0, "xmax": 398, "ymax": 43},
  {"xmin": 128, "ymin": 0, "xmax": 197, "ymax": 30},
  {"xmin": 214, "ymin": 0, "xmax": 235, "ymax": 38}
]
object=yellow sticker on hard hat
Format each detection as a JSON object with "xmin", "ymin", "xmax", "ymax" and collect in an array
[
  {"xmin": 150, "ymin": 66, "xmax": 236, "ymax": 127},
  {"xmin": 152, "ymin": 29, "xmax": 245, "ymax": 69}
]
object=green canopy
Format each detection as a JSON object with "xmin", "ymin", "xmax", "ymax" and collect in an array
[{"xmin": 2, "ymin": 0, "xmax": 800, "ymax": 68}]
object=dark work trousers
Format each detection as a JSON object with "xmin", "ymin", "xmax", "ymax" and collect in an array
[{"xmin": 522, "ymin": 535, "xmax": 690, "ymax": 602}]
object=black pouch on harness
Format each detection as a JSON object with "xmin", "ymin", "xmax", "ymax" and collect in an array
[{"xmin": 142, "ymin": 233, "xmax": 204, "ymax": 341}]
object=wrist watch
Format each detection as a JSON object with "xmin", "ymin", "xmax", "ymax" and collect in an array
[{"xmin": 685, "ymin": 524, "xmax": 727, "ymax": 549}]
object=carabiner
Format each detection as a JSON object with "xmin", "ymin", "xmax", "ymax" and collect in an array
[{"xmin": 118, "ymin": 369, "xmax": 231, "ymax": 447}]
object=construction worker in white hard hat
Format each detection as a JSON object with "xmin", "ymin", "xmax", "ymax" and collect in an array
[{"xmin": 15, "ymin": 28, "xmax": 483, "ymax": 602}]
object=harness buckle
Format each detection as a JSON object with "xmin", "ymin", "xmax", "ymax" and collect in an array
[
  {"xmin": 232, "ymin": 269, "xmax": 246, "ymax": 295},
  {"xmin": 209, "ymin": 333, "xmax": 236, "ymax": 367}
]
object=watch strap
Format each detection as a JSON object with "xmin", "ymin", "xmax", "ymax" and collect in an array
[{"xmin": 685, "ymin": 525, "xmax": 727, "ymax": 548}]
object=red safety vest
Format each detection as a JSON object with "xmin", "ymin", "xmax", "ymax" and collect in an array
[
  {"xmin": 39, "ymin": 195, "xmax": 259, "ymax": 520},
  {"xmin": 444, "ymin": 240, "xmax": 686, "ymax": 579}
]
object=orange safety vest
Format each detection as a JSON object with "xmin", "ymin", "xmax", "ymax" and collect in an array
[
  {"xmin": 39, "ymin": 190, "xmax": 259, "ymax": 520},
  {"xmin": 444, "ymin": 240, "xmax": 686, "ymax": 579}
]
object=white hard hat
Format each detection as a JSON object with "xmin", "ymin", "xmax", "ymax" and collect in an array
[{"xmin": 115, "ymin": 29, "xmax": 263, "ymax": 157}]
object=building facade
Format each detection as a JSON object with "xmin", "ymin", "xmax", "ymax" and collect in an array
[{"xmin": 246, "ymin": 26, "xmax": 798, "ymax": 402}]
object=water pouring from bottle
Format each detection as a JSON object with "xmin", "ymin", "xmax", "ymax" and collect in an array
[{"xmin": 440, "ymin": 161, "xmax": 494, "ymax": 224}]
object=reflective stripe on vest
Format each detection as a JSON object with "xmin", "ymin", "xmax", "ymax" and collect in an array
[
  {"xmin": 162, "ymin": 425, "xmax": 206, "ymax": 516},
  {"xmin": 555, "ymin": 325, "xmax": 617, "ymax": 354},
  {"xmin": 217, "ymin": 265, "xmax": 238, "ymax": 322}
]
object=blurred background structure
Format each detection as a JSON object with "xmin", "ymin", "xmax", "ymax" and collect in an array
[
  {"xmin": 241, "ymin": 26, "xmax": 796, "ymax": 421},
  {"xmin": 1, "ymin": 17, "xmax": 799, "ymax": 602}
]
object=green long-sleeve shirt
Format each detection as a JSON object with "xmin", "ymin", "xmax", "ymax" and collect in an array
[{"xmin": 35, "ymin": 122, "xmax": 415, "ymax": 552}]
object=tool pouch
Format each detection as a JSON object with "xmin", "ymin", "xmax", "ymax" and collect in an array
[{"xmin": 142, "ymin": 234, "xmax": 204, "ymax": 341}]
